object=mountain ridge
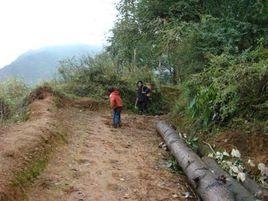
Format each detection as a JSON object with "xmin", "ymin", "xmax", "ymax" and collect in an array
[{"xmin": 0, "ymin": 44, "xmax": 101, "ymax": 84}]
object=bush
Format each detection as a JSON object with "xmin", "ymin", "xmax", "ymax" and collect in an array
[
  {"xmin": 0, "ymin": 99, "xmax": 10, "ymax": 120},
  {"xmin": 0, "ymin": 78, "xmax": 30, "ymax": 123},
  {"xmin": 182, "ymin": 48, "xmax": 268, "ymax": 128},
  {"xmin": 54, "ymin": 54, "xmax": 167, "ymax": 115}
]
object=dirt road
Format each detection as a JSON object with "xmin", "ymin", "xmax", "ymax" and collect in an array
[{"xmin": 25, "ymin": 107, "xmax": 196, "ymax": 201}]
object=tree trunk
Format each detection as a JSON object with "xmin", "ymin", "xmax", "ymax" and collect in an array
[
  {"xmin": 202, "ymin": 156, "xmax": 257, "ymax": 201},
  {"xmin": 156, "ymin": 121, "xmax": 235, "ymax": 201}
]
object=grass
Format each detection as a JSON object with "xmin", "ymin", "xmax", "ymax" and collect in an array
[{"xmin": 11, "ymin": 158, "xmax": 47, "ymax": 188}]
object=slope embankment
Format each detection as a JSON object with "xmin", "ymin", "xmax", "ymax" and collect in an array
[{"xmin": 0, "ymin": 87, "xmax": 64, "ymax": 200}]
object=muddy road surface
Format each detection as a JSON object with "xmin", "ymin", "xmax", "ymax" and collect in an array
[{"xmin": 25, "ymin": 107, "xmax": 196, "ymax": 201}]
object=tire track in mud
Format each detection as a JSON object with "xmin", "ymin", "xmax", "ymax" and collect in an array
[{"xmin": 26, "ymin": 108, "xmax": 196, "ymax": 201}]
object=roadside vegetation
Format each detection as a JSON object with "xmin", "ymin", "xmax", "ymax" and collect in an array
[
  {"xmin": 52, "ymin": 54, "xmax": 168, "ymax": 114},
  {"xmin": 2, "ymin": 1, "xmax": 267, "ymax": 130},
  {"xmin": 52, "ymin": 0, "xmax": 267, "ymax": 131},
  {"xmin": 0, "ymin": 0, "xmax": 267, "ymax": 189},
  {"xmin": 0, "ymin": 78, "xmax": 30, "ymax": 124},
  {"xmin": 107, "ymin": 0, "xmax": 267, "ymax": 132}
]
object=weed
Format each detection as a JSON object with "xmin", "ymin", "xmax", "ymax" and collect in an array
[
  {"xmin": 166, "ymin": 156, "xmax": 183, "ymax": 173},
  {"xmin": 11, "ymin": 159, "xmax": 47, "ymax": 187}
]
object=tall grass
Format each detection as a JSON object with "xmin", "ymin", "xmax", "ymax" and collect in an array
[{"xmin": 0, "ymin": 78, "xmax": 30, "ymax": 124}]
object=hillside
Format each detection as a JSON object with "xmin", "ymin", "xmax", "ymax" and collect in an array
[{"xmin": 0, "ymin": 44, "xmax": 101, "ymax": 84}]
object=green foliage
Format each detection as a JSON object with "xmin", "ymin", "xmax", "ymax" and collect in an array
[
  {"xmin": 0, "ymin": 78, "xmax": 30, "ymax": 123},
  {"xmin": 12, "ymin": 159, "xmax": 47, "ymax": 187},
  {"xmin": 106, "ymin": 0, "xmax": 267, "ymax": 131},
  {"xmin": 54, "ymin": 53, "xmax": 167, "ymax": 114},
  {"xmin": 185, "ymin": 136, "xmax": 199, "ymax": 151},
  {"xmin": 50, "ymin": 0, "xmax": 268, "ymax": 130},
  {"xmin": 166, "ymin": 156, "xmax": 183, "ymax": 173},
  {"xmin": 48, "ymin": 0, "xmax": 268, "ymax": 132},
  {"xmin": 56, "ymin": 54, "xmax": 135, "ymax": 108},
  {"xmin": 183, "ymin": 48, "xmax": 268, "ymax": 128},
  {"xmin": 108, "ymin": 0, "xmax": 267, "ymax": 83}
]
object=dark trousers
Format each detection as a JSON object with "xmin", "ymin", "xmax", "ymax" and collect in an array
[
  {"xmin": 137, "ymin": 98, "xmax": 148, "ymax": 114},
  {"xmin": 112, "ymin": 107, "xmax": 121, "ymax": 127}
]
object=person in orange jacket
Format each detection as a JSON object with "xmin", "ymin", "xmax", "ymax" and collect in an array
[{"xmin": 108, "ymin": 86, "xmax": 123, "ymax": 128}]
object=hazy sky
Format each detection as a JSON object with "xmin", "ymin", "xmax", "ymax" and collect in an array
[{"xmin": 0, "ymin": 0, "xmax": 118, "ymax": 68}]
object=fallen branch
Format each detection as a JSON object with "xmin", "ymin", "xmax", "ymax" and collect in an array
[
  {"xmin": 156, "ymin": 121, "xmax": 235, "ymax": 201},
  {"xmin": 202, "ymin": 141, "xmax": 216, "ymax": 155}
]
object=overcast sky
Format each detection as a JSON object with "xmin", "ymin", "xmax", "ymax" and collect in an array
[{"xmin": 0, "ymin": 0, "xmax": 118, "ymax": 68}]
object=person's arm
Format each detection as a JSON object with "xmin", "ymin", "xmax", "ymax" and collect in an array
[
  {"xmin": 135, "ymin": 98, "xmax": 138, "ymax": 108},
  {"xmin": 135, "ymin": 88, "xmax": 139, "ymax": 108},
  {"xmin": 110, "ymin": 96, "xmax": 116, "ymax": 109}
]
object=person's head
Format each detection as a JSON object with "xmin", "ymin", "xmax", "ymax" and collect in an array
[
  {"xmin": 137, "ymin": 81, "xmax": 143, "ymax": 87},
  {"xmin": 108, "ymin": 86, "xmax": 114, "ymax": 94}
]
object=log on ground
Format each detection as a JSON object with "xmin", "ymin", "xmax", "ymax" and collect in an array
[
  {"xmin": 203, "ymin": 156, "xmax": 257, "ymax": 201},
  {"xmin": 239, "ymin": 172, "xmax": 268, "ymax": 199},
  {"xmin": 156, "ymin": 121, "xmax": 235, "ymax": 201}
]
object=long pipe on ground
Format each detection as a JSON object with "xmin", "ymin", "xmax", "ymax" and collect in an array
[
  {"xmin": 156, "ymin": 121, "xmax": 235, "ymax": 201},
  {"xmin": 202, "ymin": 156, "xmax": 257, "ymax": 201}
]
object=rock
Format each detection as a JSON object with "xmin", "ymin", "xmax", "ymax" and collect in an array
[
  {"xmin": 123, "ymin": 193, "xmax": 129, "ymax": 199},
  {"xmin": 172, "ymin": 193, "xmax": 179, "ymax": 198},
  {"xmin": 182, "ymin": 191, "xmax": 191, "ymax": 198}
]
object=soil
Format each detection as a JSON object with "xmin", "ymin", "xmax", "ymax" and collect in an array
[
  {"xmin": 212, "ymin": 130, "xmax": 268, "ymax": 168},
  {"xmin": 169, "ymin": 107, "xmax": 268, "ymax": 172},
  {"xmin": 0, "ymin": 90, "xmax": 196, "ymax": 201},
  {"xmin": 0, "ymin": 93, "xmax": 57, "ymax": 200}
]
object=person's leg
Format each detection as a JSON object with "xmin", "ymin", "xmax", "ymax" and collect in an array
[
  {"xmin": 138, "ymin": 100, "xmax": 143, "ymax": 114},
  {"xmin": 112, "ymin": 109, "xmax": 116, "ymax": 127},
  {"xmin": 118, "ymin": 109, "xmax": 122, "ymax": 127},
  {"xmin": 114, "ymin": 108, "xmax": 120, "ymax": 128},
  {"xmin": 143, "ymin": 101, "xmax": 147, "ymax": 114},
  {"xmin": 141, "ymin": 100, "xmax": 146, "ymax": 114}
]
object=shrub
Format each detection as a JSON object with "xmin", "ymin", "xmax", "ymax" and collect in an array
[
  {"xmin": 182, "ymin": 48, "xmax": 268, "ymax": 128},
  {"xmin": 54, "ymin": 54, "xmax": 167, "ymax": 114},
  {"xmin": 0, "ymin": 78, "xmax": 30, "ymax": 123}
]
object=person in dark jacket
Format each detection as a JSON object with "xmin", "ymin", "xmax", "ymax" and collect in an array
[
  {"xmin": 135, "ymin": 81, "xmax": 151, "ymax": 114},
  {"xmin": 108, "ymin": 86, "xmax": 123, "ymax": 128}
]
